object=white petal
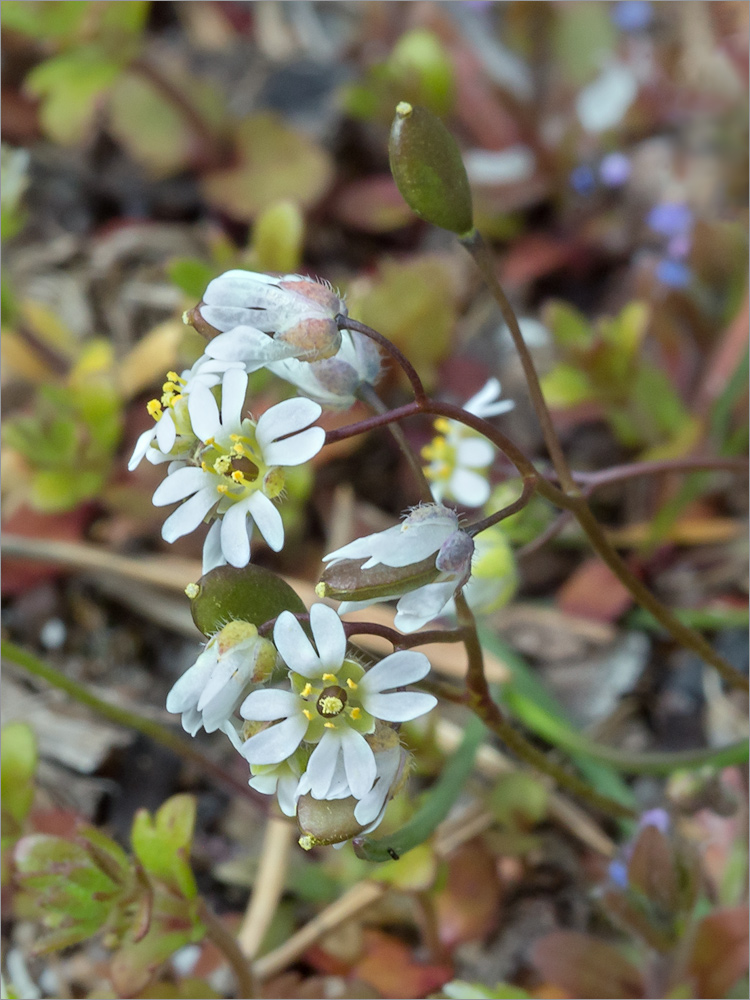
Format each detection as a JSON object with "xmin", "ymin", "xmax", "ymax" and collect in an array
[
  {"xmin": 262, "ymin": 426, "xmax": 325, "ymax": 468},
  {"xmin": 273, "ymin": 611, "xmax": 322, "ymax": 678},
  {"xmin": 204, "ymin": 269, "xmax": 279, "ymax": 305},
  {"xmin": 180, "ymin": 706, "xmax": 203, "ymax": 737},
  {"xmin": 322, "ymin": 525, "xmax": 402, "ymax": 564},
  {"xmin": 152, "ymin": 467, "xmax": 212, "ymax": 506},
  {"xmin": 354, "ymin": 748, "xmax": 402, "ymax": 825},
  {"xmin": 393, "ymin": 581, "xmax": 457, "ymax": 632},
  {"xmin": 359, "ymin": 650, "xmax": 431, "ymax": 694},
  {"xmin": 336, "ymin": 596, "xmax": 391, "ymax": 616},
  {"xmin": 206, "ymin": 327, "xmax": 294, "ymax": 364},
  {"xmin": 310, "ymin": 603, "xmax": 346, "ymax": 672},
  {"xmin": 456, "ymin": 437, "xmax": 495, "ymax": 468},
  {"xmin": 240, "ymin": 688, "xmax": 299, "ymax": 721},
  {"xmin": 128, "ymin": 427, "xmax": 156, "ymax": 471},
  {"xmin": 464, "ymin": 378, "xmax": 501, "ymax": 416},
  {"xmin": 340, "ymin": 728, "xmax": 377, "ymax": 799},
  {"xmin": 202, "ymin": 519, "xmax": 225, "ymax": 574},
  {"xmin": 219, "ymin": 719, "xmax": 245, "ymax": 752},
  {"xmin": 188, "ymin": 382, "xmax": 221, "ymax": 442},
  {"xmin": 155, "ymin": 411, "xmax": 176, "ymax": 452},
  {"xmin": 306, "ymin": 731, "xmax": 341, "ymax": 798},
  {"xmin": 361, "ymin": 691, "xmax": 437, "ymax": 722},
  {"xmin": 201, "ymin": 305, "xmax": 268, "ymax": 332},
  {"xmin": 276, "ymin": 773, "xmax": 300, "ymax": 816},
  {"xmin": 449, "ymin": 468, "xmax": 491, "ymax": 507},
  {"xmin": 249, "ymin": 772, "xmax": 279, "ymax": 795},
  {"xmin": 247, "ymin": 492, "xmax": 284, "ymax": 552},
  {"xmin": 220, "ymin": 367, "xmax": 248, "ymax": 429},
  {"xmin": 165, "ymin": 651, "xmax": 214, "ymax": 713},
  {"xmin": 255, "ymin": 397, "xmax": 322, "ymax": 451},
  {"xmin": 161, "ymin": 487, "xmax": 218, "ymax": 542},
  {"xmin": 240, "ymin": 714, "xmax": 308, "ymax": 765},
  {"xmin": 220, "ymin": 497, "xmax": 253, "ymax": 568}
]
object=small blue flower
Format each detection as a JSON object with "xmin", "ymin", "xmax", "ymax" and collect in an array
[
  {"xmin": 608, "ymin": 858, "xmax": 629, "ymax": 889},
  {"xmin": 599, "ymin": 151, "xmax": 631, "ymax": 187},
  {"xmin": 570, "ymin": 164, "xmax": 596, "ymax": 196},
  {"xmin": 639, "ymin": 807, "xmax": 670, "ymax": 834},
  {"xmin": 647, "ymin": 201, "xmax": 693, "ymax": 237},
  {"xmin": 656, "ymin": 258, "xmax": 691, "ymax": 289},
  {"xmin": 612, "ymin": 1, "xmax": 653, "ymax": 32}
]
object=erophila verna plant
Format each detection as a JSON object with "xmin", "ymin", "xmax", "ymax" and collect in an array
[{"xmin": 130, "ymin": 103, "xmax": 748, "ymax": 855}]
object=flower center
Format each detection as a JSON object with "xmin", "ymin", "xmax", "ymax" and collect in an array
[
  {"xmin": 198, "ymin": 425, "xmax": 285, "ymax": 505},
  {"xmin": 317, "ymin": 686, "xmax": 347, "ymax": 717}
]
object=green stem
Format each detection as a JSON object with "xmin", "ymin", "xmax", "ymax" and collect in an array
[
  {"xmin": 454, "ymin": 594, "xmax": 635, "ymax": 819},
  {"xmin": 460, "ymin": 228, "xmax": 578, "ymax": 494},
  {"xmin": 198, "ymin": 898, "xmax": 257, "ymax": 998},
  {"xmin": 1, "ymin": 640, "xmax": 259, "ymax": 806},
  {"xmin": 503, "ymin": 687, "xmax": 749, "ymax": 774},
  {"xmin": 353, "ymin": 716, "xmax": 486, "ymax": 862}
]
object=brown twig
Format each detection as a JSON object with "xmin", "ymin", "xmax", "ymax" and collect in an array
[{"xmin": 199, "ymin": 898, "xmax": 258, "ymax": 998}]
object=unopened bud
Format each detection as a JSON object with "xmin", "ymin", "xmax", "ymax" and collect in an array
[
  {"xmin": 183, "ymin": 305, "xmax": 221, "ymax": 341},
  {"xmin": 276, "ymin": 316, "xmax": 341, "ymax": 361},
  {"xmin": 435, "ymin": 530, "xmax": 474, "ymax": 578},
  {"xmin": 389, "ymin": 102, "xmax": 474, "ymax": 236},
  {"xmin": 297, "ymin": 794, "xmax": 367, "ymax": 846}
]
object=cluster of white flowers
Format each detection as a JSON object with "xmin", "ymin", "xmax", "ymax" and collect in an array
[{"xmin": 137, "ymin": 270, "xmax": 517, "ymax": 844}]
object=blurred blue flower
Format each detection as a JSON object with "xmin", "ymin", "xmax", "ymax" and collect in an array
[
  {"xmin": 612, "ymin": 1, "xmax": 653, "ymax": 32},
  {"xmin": 600, "ymin": 151, "xmax": 631, "ymax": 187},
  {"xmin": 608, "ymin": 858, "xmax": 630, "ymax": 889},
  {"xmin": 656, "ymin": 258, "xmax": 692, "ymax": 288},
  {"xmin": 667, "ymin": 233, "xmax": 692, "ymax": 259},
  {"xmin": 639, "ymin": 807, "xmax": 671, "ymax": 833},
  {"xmin": 647, "ymin": 201, "xmax": 693, "ymax": 237},
  {"xmin": 570, "ymin": 164, "xmax": 596, "ymax": 195}
]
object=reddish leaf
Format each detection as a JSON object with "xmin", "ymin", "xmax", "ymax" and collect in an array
[
  {"xmin": 556, "ymin": 558, "xmax": 634, "ymax": 623},
  {"xmin": 500, "ymin": 235, "xmax": 584, "ymax": 287},
  {"xmin": 353, "ymin": 930, "xmax": 453, "ymax": 1000},
  {"xmin": 683, "ymin": 906, "xmax": 749, "ymax": 999},
  {"xmin": 434, "ymin": 839, "xmax": 503, "ymax": 948},
  {"xmin": 626, "ymin": 825, "xmax": 678, "ymax": 913},
  {"xmin": 531, "ymin": 931, "xmax": 643, "ymax": 999},
  {"xmin": 333, "ymin": 176, "xmax": 415, "ymax": 233},
  {"xmin": 1, "ymin": 504, "xmax": 95, "ymax": 596}
]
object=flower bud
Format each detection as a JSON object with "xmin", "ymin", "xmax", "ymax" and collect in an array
[
  {"xmin": 389, "ymin": 102, "xmax": 474, "ymax": 236},
  {"xmin": 297, "ymin": 794, "xmax": 367, "ymax": 847},
  {"xmin": 316, "ymin": 552, "xmax": 440, "ymax": 604}
]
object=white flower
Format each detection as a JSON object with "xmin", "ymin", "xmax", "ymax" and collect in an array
[
  {"xmin": 238, "ymin": 604, "xmax": 436, "ymax": 800},
  {"xmin": 128, "ymin": 357, "xmax": 244, "ymax": 471},
  {"xmin": 267, "ymin": 329, "xmax": 382, "ymax": 410},
  {"xmin": 165, "ymin": 621, "xmax": 278, "ymax": 736},
  {"xmin": 321, "ymin": 504, "xmax": 475, "ymax": 632},
  {"xmin": 247, "ymin": 753, "xmax": 306, "ymax": 818},
  {"xmin": 422, "ymin": 379, "xmax": 513, "ymax": 507},
  {"xmin": 192, "ymin": 270, "xmax": 345, "ymax": 368},
  {"xmin": 150, "ymin": 367, "xmax": 324, "ymax": 570}
]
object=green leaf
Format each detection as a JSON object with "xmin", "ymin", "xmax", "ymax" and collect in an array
[
  {"xmin": 26, "ymin": 46, "xmax": 122, "ymax": 146},
  {"xmin": 389, "ymin": 103, "xmax": 473, "ymax": 236},
  {"xmin": 599, "ymin": 301, "xmax": 650, "ymax": 357},
  {"xmin": 131, "ymin": 795, "xmax": 198, "ymax": 900},
  {"xmin": 1, "ymin": 0, "xmax": 89, "ymax": 40},
  {"xmin": 189, "ymin": 563, "xmax": 307, "ymax": 638},
  {"xmin": 553, "ymin": 2, "xmax": 616, "ymax": 85},
  {"xmin": 541, "ymin": 363, "xmax": 593, "ymax": 407},
  {"xmin": 630, "ymin": 363, "xmax": 690, "ymax": 440},
  {"xmin": 1, "ymin": 723, "xmax": 37, "ymax": 828},
  {"xmin": 489, "ymin": 772, "xmax": 549, "ymax": 830},
  {"xmin": 29, "ymin": 467, "xmax": 104, "ymax": 512},
  {"xmin": 202, "ymin": 114, "xmax": 333, "ymax": 222},
  {"xmin": 443, "ymin": 982, "xmax": 531, "ymax": 1000},
  {"xmin": 543, "ymin": 300, "xmax": 595, "ymax": 351},
  {"xmin": 167, "ymin": 257, "xmax": 219, "ymax": 300},
  {"xmin": 249, "ymin": 200, "xmax": 305, "ymax": 274}
]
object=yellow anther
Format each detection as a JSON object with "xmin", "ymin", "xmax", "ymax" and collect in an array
[
  {"xmin": 323, "ymin": 721, "xmax": 336, "ymax": 729},
  {"xmin": 346, "ymin": 678, "xmax": 358, "ymax": 690},
  {"xmin": 231, "ymin": 471, "xmax": 245, "ymax": 483},
  {"xmin": 230, "ymin": 434, "xmax": 241, "ymax": 441},
  {"xmin": 214, "ymin": 455, "xmax": 232, "ymax": 474},
  {"xmin": 170, "ymin": 392, "xmax": 183, "ymax": 405},
  {"xmin": 349, "ymin": 707, "xmax": 361, "ymax": 720},
  {"xmin": 434, "ymin": 417, "xmax": 452, "ymax": 434},
  {"xmin": 232, "ymin": 442, "xmax": 245, "ymax": 455},
  {"xmin": 205, "ymin": 436, "xmax": 215, "ymax": 446},
  {"xmin": 147, "ymin": 399, "xmax": 162, "ymax": 419},
  {"xmin": 162, "ymin": 381, "xmax": 179, "ymax": 394},
  {"xmin": 217, "ymin": 484, "xmax": 228, "ymax": 494},
  {"xmin": 301, "ymin": 683, "xmax": 312, "ymax": 697},
  {"xmin": 322, "ymin": 673, "xmax": 337, "ymax": 683},
  {"xmin": 201, "ymin": 461, "xmax": 209, "ymax": 471},
  {"xmin": 166, "ymin": 371, "xmax": 181, "ymax": 383},
  {"xmin": 303, "ymin": 709, "xmax": 313, "ymax": 721}
]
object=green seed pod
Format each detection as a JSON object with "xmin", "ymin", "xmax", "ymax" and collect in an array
[
  {"xmin": 316, "ymin": 553, "xmax": 440, "ymax": 604},
  {"xmin": 388, "ymin": 102, "xmax": 473, "ymax": 236},
  {"xmin": 188, "ymin": 563, "xmax": 307, "ymax": 638},
  {"xmin": 297, "ymin": 794, "xmax": 366, "ymax": 847}
]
